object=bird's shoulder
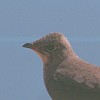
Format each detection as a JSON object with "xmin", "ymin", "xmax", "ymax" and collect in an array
[{"xmin": 54, "ymin": 56, "xmax": 100, "ymax": 89}]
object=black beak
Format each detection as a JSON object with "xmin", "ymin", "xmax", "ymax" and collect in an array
[{"xmin": 23, "ymin": 43, "xmax": 33, "ymax": 49}]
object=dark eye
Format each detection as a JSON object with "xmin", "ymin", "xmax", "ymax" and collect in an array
[{"xmin": 46, "ymin": 44, "xmax": 56, "ymax": 52}]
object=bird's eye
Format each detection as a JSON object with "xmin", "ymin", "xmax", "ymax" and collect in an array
[{"xmin": 46, "ymin": 44, "xmax": 56, "ymax": 52}]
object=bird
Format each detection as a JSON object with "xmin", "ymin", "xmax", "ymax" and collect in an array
[{"xmin": 23, "ymin": 32, "xmax": 100, "ymax": 100}]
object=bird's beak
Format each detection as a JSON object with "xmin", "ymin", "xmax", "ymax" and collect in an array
[
  {"xmin": 23, "ymin": 42, "xmax": 48, "ymax": 62},
  {"xmin": 23, "ymin": 43, "xmax": 33, "ymax": 49}
]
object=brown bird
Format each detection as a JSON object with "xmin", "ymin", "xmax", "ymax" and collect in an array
[{"xmin": 23, "ymin": 32, "xmax": 100, "ymax": 100}]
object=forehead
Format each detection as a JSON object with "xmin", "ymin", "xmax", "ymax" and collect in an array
[{"xmin": 33, "ymin": 33, "xmax": 64, "ymax": 46}]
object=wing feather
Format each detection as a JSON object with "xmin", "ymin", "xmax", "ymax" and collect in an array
[{"xmin": 54, "ymin": 58, "xmax": 100, "ymax": 90}]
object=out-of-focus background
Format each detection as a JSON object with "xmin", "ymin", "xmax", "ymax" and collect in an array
[{"xmin": 0, "ymin": 0, "xmax": 100, "ymax": 100}]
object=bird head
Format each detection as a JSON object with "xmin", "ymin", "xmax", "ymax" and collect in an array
[{"xmin": 23, "ymin": 32, "xmax": 73, "ymax": 63}]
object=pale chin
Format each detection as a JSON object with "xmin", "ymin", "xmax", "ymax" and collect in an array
[{"xmin": 32, "ymin": 50, "xmax": 48, "ymax": 63}]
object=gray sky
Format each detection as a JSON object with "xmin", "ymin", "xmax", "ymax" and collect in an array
[{"xmin": 0, "ymin": 0, "xmax": 100, "ymax": 100}]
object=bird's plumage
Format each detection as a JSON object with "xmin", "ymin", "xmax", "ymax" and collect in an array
[
  {"xmin": 55, "ymin": 56, "xmax": 100, "ymax": 88},
  {"xmin": 23, "ymin": 32, "xmax": 100, "ymax": 100}
]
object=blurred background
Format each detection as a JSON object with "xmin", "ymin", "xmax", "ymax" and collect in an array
[{"xmin": 0, "ymin": 0, "xmax": 100, "ymax": 100}]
